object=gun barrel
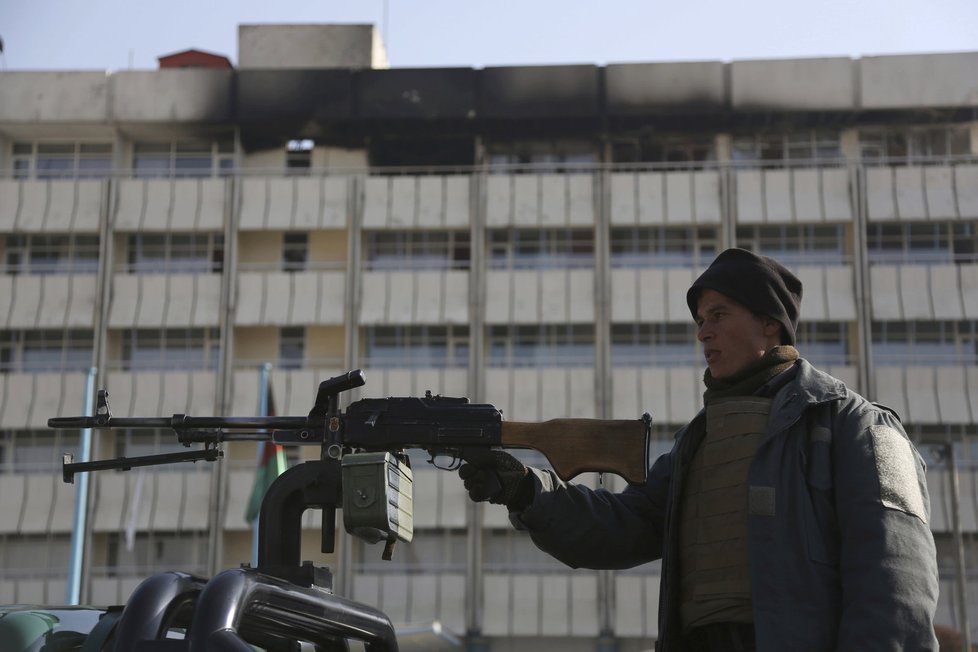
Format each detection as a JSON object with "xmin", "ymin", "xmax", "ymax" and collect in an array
[{"xmin": 48, "ymin": 415, "xmax": 310, "ymax": 430}]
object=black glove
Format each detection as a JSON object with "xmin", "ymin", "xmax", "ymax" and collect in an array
[{"xmin": 458, "ymin": 450, "xmax": 533, "ymax": 510}]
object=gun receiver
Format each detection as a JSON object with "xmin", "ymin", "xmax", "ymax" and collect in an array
[{"xmin": 341, "ymin": 394, "xmax": 649, "ymax": 484}]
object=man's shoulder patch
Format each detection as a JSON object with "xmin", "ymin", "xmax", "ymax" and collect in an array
[{"xmin": 869, "ymin": 425, "xmax": 926, "ymax": 523}]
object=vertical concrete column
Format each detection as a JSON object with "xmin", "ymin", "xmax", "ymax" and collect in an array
[
  {"xmin": 715, "ymin": 134, "xmax": 737, "ymax": 250},
  {"xmin": 336, "ymin": 174, "xmax": 365, "ymax": 599},
  {"xmin": 594, "ymin": 165, "xmax": 613, "ymax": 419},
  {"xmin": 207, "ymin": 171, "xmax": 239, "ymax": 576},
  {"xmin": 839, "ymin": 128, "xmax": 862, "ymax": 160},
  {"xmin": 344, "ymin": 174, "xmax": 364, "ymax": 375},
  {"xmin": 216, "ymin": 173, "xmax": 239, "ymax": 413},
  {"xmin": 465, "ymin": 164, "xmax": 489, "ymax": 650},
  {"xmin": 92, "ymin": 177, "xmax": 115, "ymax": 394},
  {"xmin": 0, "ymin": 133, "xmax": 9, "ymax": 172},
  {"xmin": 469, "ymin": 168, "xmax": 487, "ymax": 402},
  {"xmin": 594, "ymin": 149, "xmax": 619, "ymax": 650},
  {"xmin": 850, "ymin": 163, "xmax": 874, "ymax": 398}
]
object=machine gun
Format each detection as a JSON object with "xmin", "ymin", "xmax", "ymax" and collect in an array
[
  {"xmin": 51, "ymin": 370, "xmax": 650, "ymax": 564},
  {"xmin": 47, "ymin": 370, "xmax": 650, "ymax": 649}
]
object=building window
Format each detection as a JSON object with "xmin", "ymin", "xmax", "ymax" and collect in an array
[
  {"xmin": 0, "ymin": 330, "xmax": 94, "ymax": 373},
  {"xmin": 108, "ymin": 428, "xmax": 196, "ymax": 471},
  {"xmin": 365, "ymin": 231, "xmax": 470, "ymax": 271},
  {"xmin": 133, "ymin": 141, "xmax": 234, "ymax": 178},
  {"xmin": 795, "ymin": 322, "xmax": 850, "ymax": 367},
  {"xmin": 0, "ymin": 535, "xmax": 72, "ymax": 578},
  {"xmin": 872, "ymin": 321, "xmax": 978, "ymax": 366},
  {"xmin": 286, "ymin": 139, "xmax": 313, "ymax": 175},
  {"xmin": 489, "ymin": 228, "xmax": 593, "ymax": 270},
  {"xmin": 369, "ymin": 135, "xmax": 475, "ymax": 171},
  {"xmin": 908, "ymin": 425, "xmax": 978, "ymax": 469},
  {"xmin": 0, "ymin": 430, "xmax": 79, "ymax": 473},
  {"xmin": 4, "ymin": 234, "xmax": 100, "ymax": 275},
  {"xmin": 731, "ymin": 131, "xmax": 842, "ymax": 163},
  {"xmin": 126, "ymin": 233, "xmax": 224, "ymax": 273},
  {"xmin": 611, "ymin": 135, "xmax": 716, "ymax": 166},
  {"xmin": 736, "ymin": 224, "xmax": 848, "ymax": 265},
  {"xmin": 486, "ymin": 140, "xmax": 598, "ymax": 172},
  {"xmin": 11, "ymin": 142, "xmax": 113, "ymax": 180},
  {"xmin": 488, "ymin": 324, "xmax": 594, "ymax": 368},
  {"xmin": 611, "ymin": 323, "xmax": 698, "ymax": 367},
  {"xmin": 106, "ymin": 532, "xmax": 208, "ymax": 577},
  {"xmin": 355, "ymin": 529, "xmax": 467, "ymax": 573},
  {"xmin": 363, "ymin": 325, "xmax": 469, "ymax": 368},
  {"xmin": 119, "ymin": 328, "xmax": 221, "ymax": 371},
  {"xmin": 932, "ymin": 532, "xmax": 978, "ymax": 579},
  {"xmin": 279, "ymin": 327, "xmax": 305, "ymax": 369},
  {"xmin": 866, "ymin": 222, "xmax": 977, "ymax": 265},
  {"xmin": 860, "ymin": 125, "xmax": 971, "ymax": 164},
  {"xmin": 610, "ymin": 226, "xmax": 719, "ymax": 268},
  {"xmin": 282, "ymin": 233, "xmax": 309, "ymax": 272},
  {"xmin": 486, "ymin": 530, "xmax": 580, "ymax": 573}
]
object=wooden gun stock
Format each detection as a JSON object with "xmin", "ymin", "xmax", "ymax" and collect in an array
[{"xmin": 500, "ymin": 419, "xmax": 649, "ymax": 485}]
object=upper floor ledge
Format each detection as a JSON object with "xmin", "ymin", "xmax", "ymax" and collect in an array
[
  {"xmin": 1, "ymin": 51, "xmax": 977, "ymax": 125},
  {"xmin": 2, "ymin": 155, "xmax": 978, "ymax": 184}
]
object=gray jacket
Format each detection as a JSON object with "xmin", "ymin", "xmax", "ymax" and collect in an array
[{"xmin": 511, "ymin": 360, "xmax": 939, "ymax": 651}]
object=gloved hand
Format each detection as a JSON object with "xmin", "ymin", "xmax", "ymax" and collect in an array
[{"xmin": 458, "ymin": 450, "xmax": 533, "ymax": 510}]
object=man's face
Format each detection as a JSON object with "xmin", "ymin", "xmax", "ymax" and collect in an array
[{"xmin": 695, "ymin": 289, "xmax": 781, "ymax": 379}]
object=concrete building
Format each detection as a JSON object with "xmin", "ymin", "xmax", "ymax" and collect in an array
[{"xmin": 1, "ymin": 23, "xmax": 977, "ymax": 651}]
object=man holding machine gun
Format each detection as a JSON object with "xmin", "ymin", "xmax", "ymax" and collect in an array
[{"xmin": 459, "ymin": 248, "xmax": 939, "ymax": 651}]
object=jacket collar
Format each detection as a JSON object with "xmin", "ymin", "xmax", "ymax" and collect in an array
[
  {"xmin": 676, "ymin": 359, "xmax": 847, "ymax": 441},
  {"xmin": 766, "ymin": 359, "xmax": 847, "ymax": 436}
]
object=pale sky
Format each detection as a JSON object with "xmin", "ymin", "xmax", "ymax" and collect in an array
[{"xmin": 1, "ymin": 0, "xmax": 976, "ymax": 71}]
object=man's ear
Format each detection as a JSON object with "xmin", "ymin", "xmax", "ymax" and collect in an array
[{"xmin": 762, "ymin": 316, "xmax": 782, "ymax": 339}]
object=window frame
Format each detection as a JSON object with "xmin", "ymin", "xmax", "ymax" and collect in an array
[
  {"xmin": 736, "ymin": 224, "xmax": 849, "ymax": 266},
  {"xmin": 11, "ymin": 141, "xmax": 113, "ymax": 180},
  {"xmin": 124, "ymin": 232, "xmax": 225, "ymax": 274},
  {"xmin": 859, "ymin": 124, "xmax": 972, "ymax": 164},
  {"xmin": 610, "ymin": 226, "xmax": 719, "ymax": 269},
  {"xmin": 362, "ymin": 325, "xmax": 470, "ymax": 369},
  {"xmin": 866, "ymin": 222, "xmax": 977, "ymax": 265},
  {"xmin": 487, "ymin": 324, "xmax": 594, "ymax": 368},
  {"xmin": 118, "ymin": 327, "xmax": 222, "ymax": 372},
  {"xmin": 364, "ymin": 230, "xmax": 471, "ymax": 271},
  {"xmin": 0, "ymin": 329, "xmax": 94, "ymax": 373},
  {"xmin": 132, "ymin": 140, "xmax": 235, "ymax": 179},
  {"xmin": 3, "ymin": 233, "xmax": 101, "ymax": 275},
  {"xmin": 488, "ymin": 228, "xmax": 594, "ymax": 271},
  {"xmin": 610, "ymin": 323, "xmax": 699, "ymax": 367},
  {"xmin": 872, "ymin": 320, "xmax": 978, "ymax": 366}
]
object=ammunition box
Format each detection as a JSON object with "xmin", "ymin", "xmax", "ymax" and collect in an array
[{"xmin": 341, "ymin": 452, "xmax": 414, "ymax": 545}]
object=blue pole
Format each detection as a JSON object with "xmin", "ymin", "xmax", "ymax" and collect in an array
[
  {"xmin": 251, "ymin": 362, "xmax": 272, "ymax": 568},
  {"xmin": 66, "ymin": 367, "xmax": 97, "ymax": 605}
]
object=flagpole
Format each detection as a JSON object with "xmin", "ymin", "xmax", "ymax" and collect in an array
[
  {"xmin": 251, "ymin": 362, "xmax": 272, "ymax": 567},
  {"xmin": 66, "ymin": 366, "xmax": 97, "ymax": 604}
]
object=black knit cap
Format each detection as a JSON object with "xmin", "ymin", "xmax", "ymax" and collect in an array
[{"xmin": 686, "ymin": 248, "xmax": 803, "ymax": 344}]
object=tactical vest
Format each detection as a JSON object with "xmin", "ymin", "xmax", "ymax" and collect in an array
[{"xmin": 678, "ymin": 395, "xmax": 773, "ymax": 631}]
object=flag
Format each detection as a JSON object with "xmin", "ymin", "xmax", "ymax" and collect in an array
[{"xmin": 244, "ymin": 380, "xmax": 287, "ymax": 523}]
